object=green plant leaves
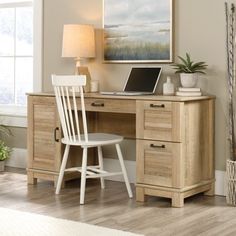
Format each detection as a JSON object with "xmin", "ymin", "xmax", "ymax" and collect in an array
[
  {"xmin": 0, "ymin": 141, "xmax": 11, "ymax": 161},
  {"xmin": 0, "ymin": 125, "xmax": 12, "ymax": 161},
  {"xmin": 172, "ymin": 53, "xmax": 207, "ymax": 74}
]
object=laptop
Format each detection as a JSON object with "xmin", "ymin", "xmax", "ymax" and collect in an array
[{"xmin": 100, "ymin": 67, "xmax": 162, "ymax": 96}]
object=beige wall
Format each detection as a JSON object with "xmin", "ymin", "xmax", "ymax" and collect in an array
[
  {"xmin": 0, "ymin": 127, "xmax": 27, "ymax": 149},
  {"xmin": 42, "ymin": 0, "xmax": 229, "ymax": 170}
]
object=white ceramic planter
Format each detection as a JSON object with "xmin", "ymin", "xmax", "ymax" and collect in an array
[{"xmin": 180, "ymin": 73, "xmax": 198, "ymax": 88}]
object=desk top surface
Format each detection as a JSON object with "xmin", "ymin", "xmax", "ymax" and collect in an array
[{"xmin": 28, "ymin": 92, "xmax": 215, "ymax": 102}]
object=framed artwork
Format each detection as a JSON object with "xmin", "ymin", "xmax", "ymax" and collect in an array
[{"xmin": 103, "ymin": 0, "xmax": 173, "ymax": 63}]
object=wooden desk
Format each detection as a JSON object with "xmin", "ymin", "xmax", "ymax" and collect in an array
[{"xmin": 27, "ymin": 92, "xmax": 215, "ymax": 207}]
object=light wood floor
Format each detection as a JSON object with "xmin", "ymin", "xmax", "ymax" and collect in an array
[{"xmin": 0, "ymin": 169, "xmax": 235, "ymax": 236}]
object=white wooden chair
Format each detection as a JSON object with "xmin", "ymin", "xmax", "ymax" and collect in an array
[{"xmin": 52, "ymin": 75, "xmax": 133, "ymax": 204}]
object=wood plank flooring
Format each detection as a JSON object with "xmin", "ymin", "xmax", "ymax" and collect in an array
[{"xmin": 0, "ymin": 169, "xmax": 236, "ymax": 236}]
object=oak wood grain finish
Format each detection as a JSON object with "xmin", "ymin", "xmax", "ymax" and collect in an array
[
  {"xmin": 136, "ymin": 99, "xmax": 215, "ymax": 207},
  {"xmin": 27, "ymin": 93, "xmax": 214, "ymax": 208},
  {"xmin": 27, "ymin": 92, "xmax": 215, "ymax": 102},
  {"xmin": 136, "ymin": 101, "xmax": 183, "ymax": 142},
  {"xmin": 184, "ymin": 100, "xmax": 215, "ymax": 186},
  {"xmin": 1, "ymin": 170, "xmax": 233, "ymax": 236},
  {"xmin": 137, "ymin": 140, "xmax": 182, "ymax": 188},
  {"xmin": 82, "ymin": 98, "xmax": 136, "ymax": 114},
  {"xmin": 27, "ymin": 96, "xmax": 61, "ymax": 183}
]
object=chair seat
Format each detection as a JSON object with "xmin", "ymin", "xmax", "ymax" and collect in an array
[{"xmin": 61, "ymin": 133, "xmax": 123, "ymax": 147}]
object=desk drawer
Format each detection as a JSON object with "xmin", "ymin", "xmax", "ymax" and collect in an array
[
  {"xmin": 83, "ymin": 98, "xmax": 136, "ymax": 114},
  {"xmin": 136, "ymin": 101, "xmax": 183, "ymax": 142},
  {"xmin": 136, "ymin": 140, "xmax": 183, "ymax": 188}
]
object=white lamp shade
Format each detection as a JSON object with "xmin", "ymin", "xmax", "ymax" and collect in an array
[{"xmin": 62, "ymin": 24, "xmax": 95, "ymax": 58}]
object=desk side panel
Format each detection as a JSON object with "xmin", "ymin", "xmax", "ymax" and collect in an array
[{"xmin": 184, "ymin": 99, "xmax": 215, "ymax": 187}]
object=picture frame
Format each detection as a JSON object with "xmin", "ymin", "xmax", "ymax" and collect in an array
[{"xmin": 103, "ymin": 0, "xmax": 173, "ymax": 63}]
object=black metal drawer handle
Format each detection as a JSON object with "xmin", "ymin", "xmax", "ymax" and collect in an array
[
  {"xmin": 150, "ymin": 104, "xmax": 165, "ymax": 108},
  {"xmin": 150, "ymin": 144, "xmax": 165, "ymax": 149},
  {"xmin": 91, "ymin": 102, "xmax": 104, "ymax": 107},
  {"xmin": 54, "ymin": 127, "xmax": 60, "ymax": 142}
]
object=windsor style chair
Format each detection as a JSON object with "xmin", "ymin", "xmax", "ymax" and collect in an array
[{"xmin": 52, "ymin": 75, "xmax": 133, "ymax": 204}]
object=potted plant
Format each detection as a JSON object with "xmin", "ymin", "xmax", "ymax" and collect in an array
[
  {"xmin": 0, "ymin": 125, "xmax": 12, "ymax": 172},
  {"xmin": 172, "ymin": 53, "xmax": 208, "ymax": 88}
]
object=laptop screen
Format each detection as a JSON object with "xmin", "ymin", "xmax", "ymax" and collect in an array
[{"xmin": 124, "ymin": 67, "xmax": 162, "ymax": 92}]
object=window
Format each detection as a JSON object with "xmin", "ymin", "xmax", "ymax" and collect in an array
[{"xmin": 0, "ymin": 0, "xmax": 33, "ymax": 106}]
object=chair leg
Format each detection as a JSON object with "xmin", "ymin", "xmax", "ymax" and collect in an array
[
  {"xmin": 98, "ymin": 146, "xmax": 105, "ymax": 189},
  {"xmin": 56, "ymin": 144, "xmax": 70, "ymax": 194},
  {"xmin": 115, "ymin": 144, "xmax": 133, "ymax": 198},
  {"xmin": 80, "ymin": 147, "xmax": 88, "ymax": 205}
]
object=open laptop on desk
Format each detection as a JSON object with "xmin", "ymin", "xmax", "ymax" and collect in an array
[{"xmin": 100, "ymin": 67, "xmax": 162, "ymax": 96}]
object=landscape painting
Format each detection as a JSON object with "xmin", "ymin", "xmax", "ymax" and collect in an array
[{"xmin": 103, "ymin": 0, "xmax": 173, "ymax": 63}]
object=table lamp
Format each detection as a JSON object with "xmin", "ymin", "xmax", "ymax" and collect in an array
[{"xmin": 62, "ymin": 24, "xmax": 95, "ymax": 92}]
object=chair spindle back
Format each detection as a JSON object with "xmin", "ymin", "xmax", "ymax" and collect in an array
[{"xmin": 51, "ymin": 75, "xmax": 88, "ymax": 143}]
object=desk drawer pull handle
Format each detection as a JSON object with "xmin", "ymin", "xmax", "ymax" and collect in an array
[
  {"xmin": 150, "ymin": 144, "xmax": 165, "ymax": 149},
  {"xmin": 91, "ymin": 102, "xmax": 104, "ymax": 107},
  {"xmin": 150, "ymin": 104, "xmax": 165, "ymax": 108},
  {"xmin": 54, "ymin": 127, "xmax": 60, "ymax": 142}
]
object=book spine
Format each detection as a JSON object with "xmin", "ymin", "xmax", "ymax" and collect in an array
[{"xmin": 176, "ymin": 91, "xmax": 202, "ymax": 96}]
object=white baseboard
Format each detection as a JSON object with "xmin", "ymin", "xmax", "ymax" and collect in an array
[
  {"xmin": 5, "ymin": 151, "xmax": 227, "ymax": 197},
  {"xmin": 215, "ymin": 170, "xmax": 226, "ymax": 196},
  {"xmin": 5, "ymin": 148, "xmax": 27, "ymax": 169}
]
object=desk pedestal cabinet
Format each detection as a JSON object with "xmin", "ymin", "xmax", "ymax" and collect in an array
[
  {"xmin": 27, "ymin": 93, "xmax": 214, "ymax": 207},
  {"xmin": 136, "ymin": 100, "xmax": 214, "ymax": 207}
]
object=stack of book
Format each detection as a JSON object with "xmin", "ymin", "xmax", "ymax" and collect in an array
[{"xmin": 176, "ymin": 87, "xmax": 202, "ymax": 97}]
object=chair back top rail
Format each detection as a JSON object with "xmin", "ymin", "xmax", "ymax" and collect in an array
[{"xmin": 52, "ymin": 74, "xmax": 88, "ymax": 143}]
